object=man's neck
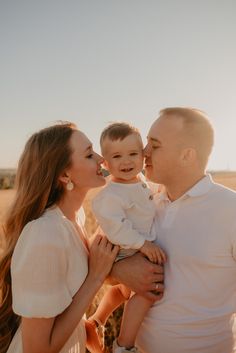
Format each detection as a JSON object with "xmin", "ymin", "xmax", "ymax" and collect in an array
[{"xmin": 165, "ymin": 173, "xmax": 206, "ymax": 202}]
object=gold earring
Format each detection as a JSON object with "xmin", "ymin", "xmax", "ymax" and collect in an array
[{"xmin": 66, "ymin": 180, "xmax": 74, "ymax": 191}]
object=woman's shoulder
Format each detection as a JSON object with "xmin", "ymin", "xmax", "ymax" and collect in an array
[{"xmin": 19, "ymin": 207, "xmax": 67, "ymax": 248}]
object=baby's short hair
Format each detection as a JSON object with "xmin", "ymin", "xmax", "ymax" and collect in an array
[{"xmin": 100, "ymin": 122, "xmax": 141, "ymax": 146}]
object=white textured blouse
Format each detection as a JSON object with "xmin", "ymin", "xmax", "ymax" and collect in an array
[
  {"xmin": 7, "ymin": 206, "xmax": 88, "ymax": 353},
  {"xmin": 92, "ymin": 178, "xmax": 158, "ymax": 250}
]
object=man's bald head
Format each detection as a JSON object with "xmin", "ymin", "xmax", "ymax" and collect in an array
[{"xmin": 158, "ymin": 107, "xmax": 214, "ymax": 168}]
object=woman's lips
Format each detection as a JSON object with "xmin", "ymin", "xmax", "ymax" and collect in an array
[{"xmin": 97, "ymin": 167, "xmax": 103, "ymax": 176}]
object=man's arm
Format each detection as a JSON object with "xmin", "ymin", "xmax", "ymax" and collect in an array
[{"xmin": 109, "ymin": 252, "xmax": 164, "ymax": 301}]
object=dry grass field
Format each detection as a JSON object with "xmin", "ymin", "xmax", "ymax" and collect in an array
[
  {"xmin": 211, "ymin": 171, "xmax": 236, "ymax": 191},
  {"xmin": 0, "ymin": 171, "xmax": 236, "ymax": 351},
  {"xmin": 1, "ymin": 171, "xmax": 236, "ymax": 228},
  {"xmin": 0, "ymin": 189, "xmax": 15, "ymax": 224}
]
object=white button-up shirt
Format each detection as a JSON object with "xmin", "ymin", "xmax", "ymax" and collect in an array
[
  {"xmin": 92, "ymin": 179, "xmax": 157, "ymax": 250},
  {"xmin": 137, "ymin": 174, "xmax": 236, "ymax": 353}
]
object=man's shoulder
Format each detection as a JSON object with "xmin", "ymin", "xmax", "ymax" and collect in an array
[
  {"xmin": 212, "ymin": 181, "xmax": 236, "ymax": 195},
  {"xmin": 211, "ymin": 181, "xmax": 236, "ymax": 203}
]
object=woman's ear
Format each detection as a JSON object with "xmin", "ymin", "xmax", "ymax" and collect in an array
[{"xmin": 58, "ymin": 172, "xmax": 70, "ymax": 185}]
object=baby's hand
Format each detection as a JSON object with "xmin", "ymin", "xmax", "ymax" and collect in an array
[{"xmin": 140, "ymin": 240, "xmax": 167, "ymax": 264}]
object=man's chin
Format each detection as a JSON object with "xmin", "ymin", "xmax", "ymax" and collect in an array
[
  {"xmin": 144, "ymin": 168, "xmax": 153, "ymax": 181},
  {"xmin": 145, "ymin": 168, "xmax": 160, "ymax": 183}
]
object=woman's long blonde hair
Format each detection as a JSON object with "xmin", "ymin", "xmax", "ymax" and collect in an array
[{"xmin": 0, "ymin": 122, "xmax": 76, "ymax": 353}]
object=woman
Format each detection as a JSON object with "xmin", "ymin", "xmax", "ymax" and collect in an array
[{"xmin": 0, "ymin": 122, "xmax": 119, "ymax": 353}]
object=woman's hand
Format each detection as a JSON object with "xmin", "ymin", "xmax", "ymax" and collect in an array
[{"xmin": 88, "ymin": 233, "xmax": 119, "ymax": 284}]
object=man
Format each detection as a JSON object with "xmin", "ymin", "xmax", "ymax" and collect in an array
[{"xmin": 112, "ymin": 107, "xmax": 236, "ymax": 353}]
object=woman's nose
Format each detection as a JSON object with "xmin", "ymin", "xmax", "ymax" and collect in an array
[{"xmin": 96, "ymin": 153, "xmax": 104, "ymax": 164}]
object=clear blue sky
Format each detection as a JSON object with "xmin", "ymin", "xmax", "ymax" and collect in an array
[{"xmin": 1, "ymin": 0, "xmax": 236, "ymax": 170}]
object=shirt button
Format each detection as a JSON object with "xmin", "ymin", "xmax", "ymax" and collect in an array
[
  {"xmin": 142, "ymin": 183, "xmax": 147, "ymax": 188},
  {"xmin": 149, "ymin": 195, "xmax": 154, "ymax": 200}
]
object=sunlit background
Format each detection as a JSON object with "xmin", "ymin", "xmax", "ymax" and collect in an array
[{"xmin": 1, "ymin": 0, "xmax": 236, "ymax": 170}]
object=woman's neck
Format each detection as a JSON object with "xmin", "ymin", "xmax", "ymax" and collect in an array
[{"xmin": 57, "ymin": 190, "xmax": 86, "ymax": 222}]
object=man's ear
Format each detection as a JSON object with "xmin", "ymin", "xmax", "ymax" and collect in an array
[{"xmin": 180, "ymin": 147, "xmax": 196, "ymax": 166}]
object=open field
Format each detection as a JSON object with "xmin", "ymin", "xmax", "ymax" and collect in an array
[
  {"xmin": 0, "ymin": 189, "xmax": 15, "ymax": 224},
  {"xmin": 1, "ymin": 171, "xmax": 236, "ymax": 248},
  {"xmin": 211, "ymin": 171, "xmax": 236, "ymax": 190},
  {"xmin": 1, "ymin": 171, "xmax": 236, "ymax": 225},
  {"xmin": 1, "ymin": 171, "xmax": 236, "ymax": 234},
  {"xmin": 1, "ymin": 171, "xmax": 236, "ymax": 250}
]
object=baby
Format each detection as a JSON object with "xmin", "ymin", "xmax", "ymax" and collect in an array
[{"xmin": 86, "ymin": 122, "xmax": 166, "ymax": 353}]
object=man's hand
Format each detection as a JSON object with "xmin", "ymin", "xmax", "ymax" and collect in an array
[{"xmin": 110, "ymin": 252, "xmax": 164, "ymax": 301}]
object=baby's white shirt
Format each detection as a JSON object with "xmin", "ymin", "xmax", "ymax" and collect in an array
[{"xmin": 92, "ymin": 178, "xmax": 158, "ymax": 249}]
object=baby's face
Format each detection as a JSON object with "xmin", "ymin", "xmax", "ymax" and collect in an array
[{"xmin": 102, "ymin": 133, "xmax": 144, "ymax": 183}]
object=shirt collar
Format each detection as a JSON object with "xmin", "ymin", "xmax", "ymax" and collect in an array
[
  {"xmin": 158, "ymin": 174, "xmax": 214, "ymax": 202},
  {"xmin": 185, "ymin": 174, "xmax": 214, "ymax": 197}
]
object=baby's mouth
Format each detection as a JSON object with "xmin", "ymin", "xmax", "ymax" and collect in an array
[{"xmin": 121, "ymin": 167, "xmax": 133, "ymax": 172}]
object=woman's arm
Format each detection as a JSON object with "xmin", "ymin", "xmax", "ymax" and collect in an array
[{"xmin": 21, "ymin": 235, "xmax": 119, "ymax": 353}]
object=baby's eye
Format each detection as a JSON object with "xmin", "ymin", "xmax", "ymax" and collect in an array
[
  {"xmin": 152, "ymin": 145, "xmax": 159, "ymax": 149},
  {"xmin": 113, "ymin": 155, "xmax": 121, "ymax": 159},
  {"xmin": 130, "ymin": 152, "xmax": 138, "ymax": 156}
]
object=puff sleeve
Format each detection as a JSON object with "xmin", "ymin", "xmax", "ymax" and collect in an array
[{"xmin": 11, "ymin": 219, "xmax": 72, "ymax": 318}]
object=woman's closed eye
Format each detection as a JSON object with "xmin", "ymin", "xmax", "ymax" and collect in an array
[{"xmin": 86, "ymin": 153, "xmax": 94, "ymax": 159}]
